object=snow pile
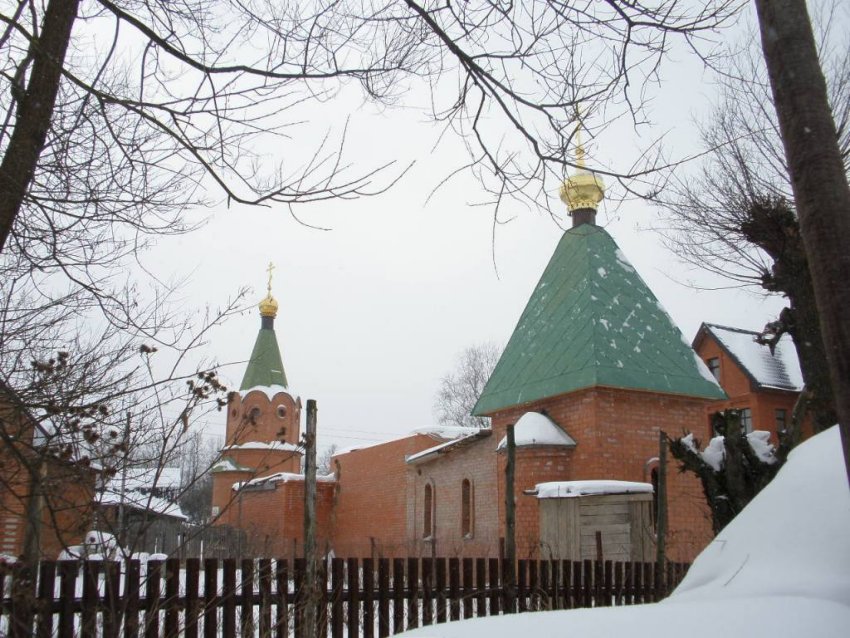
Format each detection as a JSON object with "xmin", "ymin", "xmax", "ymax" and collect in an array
[
  {"xmin": 681, "ymin": 431, "xmax": 777, "ymax": 471},
  {"xmin": 674, "ymin": 426, "xmax": 848, "ymax": 604},
  {"xmin": 496, "ymin": 412, "xmax": 576, "ymax": 450},
  {"xmin": 533, "ymin": 480, "xmax": 652, "ymax": 499},
  {"xmin": 397, "ymin": 427, "xmax": 850, "ymax": 638}
]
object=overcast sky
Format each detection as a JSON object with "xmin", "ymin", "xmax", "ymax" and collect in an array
[{"xmin": 138, "ymin": 5, "xmax": 801, "ymax": 455}]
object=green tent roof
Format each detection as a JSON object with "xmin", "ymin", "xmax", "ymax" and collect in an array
[
  {"xmin": 473, "ymin": 224, "xmax": 725, "ymax": 416},
  {"xmin": 240, "ymin": 324, "xmax": 288, "ymax": 391}
]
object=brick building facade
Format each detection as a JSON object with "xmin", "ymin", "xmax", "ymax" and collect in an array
[{"xmin": 692, "ymin": 323, "xmax": 810, "ymax": 441}]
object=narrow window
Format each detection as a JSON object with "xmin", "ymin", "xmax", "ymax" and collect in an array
[
  {"xmin": 740, "ymin": 408, "xmax": 753, "ymax": 434},
  {"xmin": 706, "ymin": 357, "xmax": 721, "ymax": 381},
  {"xmin": 461, "ymin": 479, "xmax": 473, "ymax": 537},
  {"xmin": 423, "ymin": 484, "xmax": 433, "ymax": 538},
  {"xmin": 775, "ymin": 408, "xmax": 787, "ymax": 432}
]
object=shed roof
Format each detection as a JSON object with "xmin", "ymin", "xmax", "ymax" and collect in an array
[{"xmin": 473, "ymin": 225, "xmax": 725, "ymax": 415}]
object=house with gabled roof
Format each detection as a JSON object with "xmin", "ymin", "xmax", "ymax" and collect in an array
[{"xmin": 692, "ymin": 323, "xmax": 810, "ymax": 440}]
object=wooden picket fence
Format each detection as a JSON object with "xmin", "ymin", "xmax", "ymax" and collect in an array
[{"xmin": 0, "ymin": 556, "xmax": 690, "ymax": 637}]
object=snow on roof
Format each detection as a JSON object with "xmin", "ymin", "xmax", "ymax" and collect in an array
[
  {"xmin": 104, "ymin": 466, "xmax": 182, "ymax": 493},
  {"xmin": 222, "ymin": 440, "xmax": 302, "ymax": 453},
  {"xmin": 703, "ymin": 324, "xmax": 804, "ymax": 391},
  {"xmin": 412, "ymin": 425, "xmax": 484, "ymax": 441},
  {"xmin": 532, "ymin": 480, "xmax": 653, "ymax": 499},
  {"xmin": 96, "ymin": 488, "xmax": 187, "ymax": 520},
  {"xmin": 336, "ymin": 426, "xmax": 482, "ymax": 456},
  {"xmin": 496, "ymin": 412, "xmax": 576, "ymax": 450},
  {"xmin": 395, "ymin": 427, "xmax": 850, "ymax": 638},
  {"xmin": 234, "ymin": 472, "xmax": 336, "ymax": 490},
  {"xmin": 405, "ymin": 429, "xmax": 491, "ymax": 465}
]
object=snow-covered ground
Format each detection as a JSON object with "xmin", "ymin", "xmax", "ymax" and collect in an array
[{"xmin": 398, "ymin": 426, "xmax": 850, "ymax": 638}]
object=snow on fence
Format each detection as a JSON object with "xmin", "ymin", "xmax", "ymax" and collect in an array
[{"xmin": 0, "ymin": 556, "xmax": 689, "ymax": 637}]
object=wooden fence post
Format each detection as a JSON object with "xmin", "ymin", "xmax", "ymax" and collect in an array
[
  {"xmin": 656, "ymin": 430, "xmax": 669, "ymax": 598},
  {"xmin": 303, "ymin": 399, "xmax": 319, "ymax": 638},
  {"xmin": 504, "ymin": 424, "xmax": 517, "ymax": 614}
]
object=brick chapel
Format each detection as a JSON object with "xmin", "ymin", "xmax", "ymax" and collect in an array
[{"xmin": 211, "ymin": 147, "xmax": 799, "ymax": 563}]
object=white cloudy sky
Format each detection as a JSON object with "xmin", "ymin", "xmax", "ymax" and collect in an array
[{"xmin": 136, "ymin": 3, "xmax": 806, "ymax": 454}]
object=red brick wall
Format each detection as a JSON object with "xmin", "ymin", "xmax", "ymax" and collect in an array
[
  {"xmin": 330, "ymin": 434, "xmax": 437, "ymax": 557},
  {"xmin": 407, "ymin": 435, "xmax": 501, "ymax": 558},
  {"xmin": 231, "ymin": 479, "xmax": 335, "ymax": 557},
  {"xmin": 490, "ymin": 387, "xmax": 715, "ymax": 562},
  {"xmin": 225, "ymin": 391, "xmax": 301, "ymax": 449},
  {"xmin": 0, "ymin": 399, "xmax": 94, "ymax": 558}
]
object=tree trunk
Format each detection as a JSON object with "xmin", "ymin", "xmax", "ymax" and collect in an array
[
  {"xmin": 743, "ymin": 198, "xmax": 838, "ymax": 431},
  {"xmin": 754, "ymin": 0, "xmax": 850, "ymax": 487},
  {"xmin": 0, "ymin": 0, "xmax": 80, "ymax": 252},
  {"xmin": 503, "ymin": 424, "xmax": 516, "ymax": 614}
]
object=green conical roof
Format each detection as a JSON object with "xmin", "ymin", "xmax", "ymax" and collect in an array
[
  {"xmin": 473, "ymin": 224, "xmax": 725, "ymax": 416},
  {"xmin": 240, "ymin": 323, "xmax": 288, "ymax": 391}
]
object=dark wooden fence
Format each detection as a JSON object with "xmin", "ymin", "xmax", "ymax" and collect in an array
[{"xmin": 0, "ymin": 557, "xmax": 690, "ymax": 638}]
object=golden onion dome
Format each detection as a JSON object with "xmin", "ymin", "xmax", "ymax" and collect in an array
[
  {"xmin": 259, "ymin": 293, "xmax": 278, "ymax": 318},
  {"xmin": 559, "ymin": 125, "xmax": 605, "ymax": 213},
  {"xmin": 258, "ymin": 262, "xmax": 279, "ymax": 318},
  {"xmin": 559, "ymin": 170, "xmax": 605, "ymax": 213}
]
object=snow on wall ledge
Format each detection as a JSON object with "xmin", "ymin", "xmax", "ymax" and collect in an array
[
  {"xmin": 496, "ymin": 411, "xmax": 576, "ymax": 449},
  {"xmin": 222, "ymin": 440, "xmax": 301, "ymax": 453},
  {"xmin": 532, "ymin": 480, "xmax": 653, "ymax": 498}
]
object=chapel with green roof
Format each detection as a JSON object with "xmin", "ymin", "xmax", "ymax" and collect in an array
[
  {"xmin": 210, "ymin": 267, "xmax": 304, "ymax": 525},
  {"xmin": 474, "ymin": 139, "xmax": 726, "ymax": 561}
]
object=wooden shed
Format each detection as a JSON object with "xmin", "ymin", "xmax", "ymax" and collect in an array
[{"xmin": 533, "ymin": 480, "xmax": 655, "ymax": 562}]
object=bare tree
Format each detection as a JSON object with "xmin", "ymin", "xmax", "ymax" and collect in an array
[
  {"xmin": 434, "ymin": 342, "xmax": 499, "ymax": 429},
  {"xmin": 753, "ymin": 0, "xmax": 850, "ymax": 485},
  {"xmin": 656, "ymin": 5, "xmax": 848, "ymax": 432},
  {"xmin": 0, "ymin": 269, "xmax": 245, "ymax": 564},
  {"xmin": 0, "ymin": 0, "xmax": 742, "ymax": 267},
  {"xmin": 317, "ymin": 443, "xmax": 339, "ymax": 476}
]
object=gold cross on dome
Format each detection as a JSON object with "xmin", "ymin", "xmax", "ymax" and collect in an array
[{"xmin": 266, "ymin": 261, "xmax": 275, "ymax": 294}]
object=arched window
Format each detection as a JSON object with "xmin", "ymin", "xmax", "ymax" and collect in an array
[
  {"xmin": 423, "ymin": 484, "xmax": 434, "ymax": 538},
  {"xmin": 461, "ymin": 479, "xmax": 473, "ymax": 537}
]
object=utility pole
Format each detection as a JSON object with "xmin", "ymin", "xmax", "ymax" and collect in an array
[
  {"xmin": 504, "ymin": 424, "xmax": 516, "ymax": 613},
  {"xmin": 656, "ymin": 430, "xmax": 668, "ymax": 597},
  {"xmin": 303, "ymin": 400, "xmax": 318, "ymax": 638}
]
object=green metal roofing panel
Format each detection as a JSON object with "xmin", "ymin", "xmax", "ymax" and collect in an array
[
  {"xmin": 239, "ymin": 327, "xmax": 288, "ymax": 390},
  {"xmin": 473, "ymin": 224, "xmax": 726, "ymax": 416}
]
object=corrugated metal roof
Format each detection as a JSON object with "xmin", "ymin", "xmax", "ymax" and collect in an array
[{"xmin": 473, "ymin": 224, "xmax": 725, "ymax": 415}]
